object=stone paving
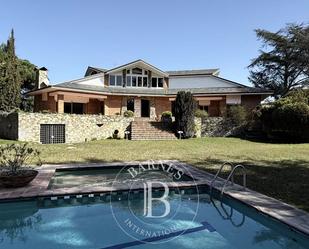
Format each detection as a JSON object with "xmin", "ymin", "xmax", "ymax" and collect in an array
[{"xmin": 0, "ymin": 160, "xmax": 308, "ymax": 236}]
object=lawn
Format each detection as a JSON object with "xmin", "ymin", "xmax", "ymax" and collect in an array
[{"xmin": 0, "ymin": 137, "xmax": 308, "ymax": 212}]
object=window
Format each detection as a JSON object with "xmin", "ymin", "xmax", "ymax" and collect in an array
[
  {"xmin": 132, "ymin": 67, "xmax": 142, "ymax": 74},
  {"xmin": 109, "ymin": 75, "xmax": 122, "ymax": 86},
  {"xmin": 132, "ymin": 76, "xmax": 137, "ymax": 87},
  {"xmin": 144, "ymin": 70, "xmax": 148, "ymax": 75},
  {"xmin": 64, "ymin": 102, "xmax": 84, "ymax": 114},
  {"xmin": 143, "ymin": 77, "xmax": 148, "ymax": 87},
  {"xmin": 152, "ymin": 77, "xmax": 157, "ymax": 87},
  {"xmin": 126, "ymin": 76, "xmax": 131, "ymax": 87},
  {"xmin": 116, "ymin": 75, "xmax": 122, "ymax": 86},
  {"xmin": 138, "ymin": 76, "xmax": 142, "ymax": 87},
  {"xmin": 199, "ymin": 105, "xmax": 209, "ymax": 112},
  {"xmin": 151, "ymin": 77, "xmax": 164, "ymax": 88},
  {"xmin": 127, "ymin": 69, "xmax": 130, "ymax": 74},
  {"xmin": 110, "ymin": 75, "xmax": 116, "ymax": 86}
]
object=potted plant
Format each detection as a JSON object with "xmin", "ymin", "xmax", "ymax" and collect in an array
[
  {"xmin": 0, "ymin": 143, "xmax": 41, "ymax": 188},
  {"xmin": 161, "ymin": 111, "xmax": 173, "ymax": 123}
]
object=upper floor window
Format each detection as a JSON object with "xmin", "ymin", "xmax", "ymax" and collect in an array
[
  {"xmin": 110, "ymin": 75, "xmax": 122, "ymax": 86},
  {"xmin": 132, "ymin": 67, "xmax": 143, "ymax": 75},
  {"xmin": 110, "ymin": 69, "xmax": 163, "ymax": 88},
  {"xmin": 151, "ymin": 77, "xmax": 164, "ymax": 88}
]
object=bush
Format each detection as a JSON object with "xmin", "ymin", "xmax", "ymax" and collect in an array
[
  {"xmin": 260, "ymin": 102, "xmax": 309, "ymax": 141},
  {"xmin": 258, "ymin": 90, "xmax": 309, "ymax": 142},
  {"xmin": 174, "ymin": 91, "xmax": 196, "ymax": 138},
  {"xmin": 224, "ymin": 105, "xmax": 247, "ymax": 126},
  {"xmin": 123, "ymin": 110, "xmax": 134, "ymax": 117},
  {"xmin": 161, "ymin": 111, "xmax": 172, "ymax": 118},
  {"xmin": 161, "ymin": 111, "xmax": 172, "ymax": 123},
  {"xmin": 0, "ymin": 143, "xmax": 41, "ymax": 174},
  {"xmin": 195, "ymin": 109, "xmax": 208, "ymax": 118}
]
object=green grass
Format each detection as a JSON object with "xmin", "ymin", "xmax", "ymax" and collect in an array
[{"xmin": 0, "ymin": 138, "xmax": 309, "ymax": 211}]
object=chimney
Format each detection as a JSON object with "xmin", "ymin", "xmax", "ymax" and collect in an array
[{"xmin": 36, "ymin": 67, "xmax": 50, "ymax": 89}]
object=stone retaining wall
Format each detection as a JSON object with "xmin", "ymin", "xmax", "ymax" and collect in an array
[
  {"xmin": 201, "ymin": 117, "xmax": 225, "ymax": 137},
  {"xmin": 0, "ymin": 112, "xmax": 133, "ymax": 143}
]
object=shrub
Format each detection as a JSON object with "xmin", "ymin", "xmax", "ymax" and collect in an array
[
  {"xmin": 224, "ymin": 105, "xmax": 247, "ymax": 126},
  {"xmin": 123, "ymin": 110, "xmax": 134, "ymax": 117},
  {"xmin": 0, "ymin": 143, "xmax": 41, "ymax": 174},
  {"xmin": 195, "ymin": 109, "xmax": 208, "ymax": 118},
  {"xmin": 161, "ymin": 111, "xmax": 172, "ymax": 118},
  {"xmin": 258, "ymin": 90, "xmax": 309, "ymax": 142},
  {"xmin": 161, "ymin": 111, "xmax": 172, "ymax": 123},
  {"xmin": 260, "ymin": 102, "xmax": 309, "ymax": 141},
  {"xmin": 174, "ymin": 91, "xmax": 196, "ymax": 138}
]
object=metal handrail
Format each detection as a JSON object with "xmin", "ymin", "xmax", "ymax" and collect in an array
[
  {"xmin": 209, "ymin": 162, "xmax": 234, "ymax": 194},
  {"xmin": 221, "ymin": 164, "xmax": 246, "ymax": 195},
  {"xmin": 211, "ymin": 199, "xmax": 246, "ymax": 227}
]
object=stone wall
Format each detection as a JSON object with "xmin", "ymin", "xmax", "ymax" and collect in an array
[
  {"xmin": 200, "ymin": 117, "xmax": 242, "ymax": 137},
  {"xmin": 194, "ymin": 118, "xmax": 202, "ymax": 138},
  {"xmin": 0, "ymin": 112, "xmax": 133, "ymax": 143}
]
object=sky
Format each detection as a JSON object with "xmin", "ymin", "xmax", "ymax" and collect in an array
[{"xmin": 1, "ymin": 0, "xmax": 309, "ymax": 86}]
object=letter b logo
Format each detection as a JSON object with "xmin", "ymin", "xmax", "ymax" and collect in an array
[{"xmin": 143, "ymin": 181, "xmax": 170, "ymax": 218}]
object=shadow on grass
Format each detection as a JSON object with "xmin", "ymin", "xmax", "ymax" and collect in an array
[{"xmin": 190, "ymin": 158, "xmax": 309, "ymax": 212}]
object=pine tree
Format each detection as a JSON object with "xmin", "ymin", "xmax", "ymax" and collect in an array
[
  {"xmin": 248, "ymin": 24, "xmax": 309, "ymax": 98},
  {"xmin": 0, "ymin": 29, "xmax": 21, "ymax": 111}
]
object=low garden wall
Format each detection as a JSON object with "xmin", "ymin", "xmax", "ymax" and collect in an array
[
  {"xmin": 196, "ymin": 117, "xmax": 240, "ymax": 137},
  {"xmin": 0, "ymin": 112, "xmax": 133, "ymax": 143}
]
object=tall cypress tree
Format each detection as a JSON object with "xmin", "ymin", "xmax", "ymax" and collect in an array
[
  {"xmin": 0, "ymin": 30, "xmax": 21, "ymax": 111},
  {"xmin": 174, "ymin": 91, "xmax": 196, "ymax": 138}
]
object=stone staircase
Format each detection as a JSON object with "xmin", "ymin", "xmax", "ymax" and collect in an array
[{"xmin": 131, "ymin": 121, "xmax": 177, "ymax": 140}]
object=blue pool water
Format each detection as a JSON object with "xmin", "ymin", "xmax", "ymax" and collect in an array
[{"xmin": 0, "ymin": 189, "xmax": 308, "ymax": 249}]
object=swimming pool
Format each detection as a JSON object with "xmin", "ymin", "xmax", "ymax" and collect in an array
[
  {"xmin": 48, "ymin": 164, "xmax": 193, "ymax": 189},
  {"xmin": 0, "ymin": 188, "xmax": 308, "ymax": 249}
]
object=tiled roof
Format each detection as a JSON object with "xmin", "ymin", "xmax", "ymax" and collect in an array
[
  {"xmin": 55, "ymin": 82, "xmax": 167, "ymax": 96},
  {"xmin": 168, "ymin": 87, "xmax": 272, "ymax": 94},
  {"xmin": 166, "ymin": 69, "xmax": 219, "ymax": 76},
  {"xmin": 54, "ymin": 82, "xmax": 272, "ymax": 96}
]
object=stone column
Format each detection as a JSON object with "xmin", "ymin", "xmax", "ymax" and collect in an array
[
  {"xmin": 149, "ymin": 98, "xmax": 156, "ymax": 120},
  {"xmin": 134, "ymin": 98, "xmax": 141, "ymax": 117}
]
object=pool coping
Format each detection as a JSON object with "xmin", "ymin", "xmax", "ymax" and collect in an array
[{"xmin": 0, "ymin": 160, "xmax": 308, "ymax": 236}]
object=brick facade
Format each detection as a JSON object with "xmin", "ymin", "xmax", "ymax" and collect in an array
[
  {"xmin": 34, "ymin": 95, "xmax": 57, "ymax": 113},
  {"xmin": 33, "ymin": 92, "xmax": 263, "ymax": 118}
]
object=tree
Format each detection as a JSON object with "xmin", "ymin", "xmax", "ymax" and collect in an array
[
  {"xmin": 291, "ymin": 24, "xmax": 309, "ymax": 78},
  {"xmin": 174, "ymin": 91, "xmax": 196, "ymax": 138},
  {"xmin": 18, "ymin": 59, "xmax": 36, "ymax": 111},
  {"xmin": 0, "ymin": 30, "xmax": 36, "ymax": 112},
  {"xmin": 248, "ymin": 24, "xmax": 309, "ymax": 98}
]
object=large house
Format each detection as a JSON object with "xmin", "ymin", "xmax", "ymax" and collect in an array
[{"xmin": 28, "ymin": 59, "xmax": 272, "ymax": 119}]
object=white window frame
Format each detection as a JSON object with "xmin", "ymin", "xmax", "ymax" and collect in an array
[
  {"xmin": 125, "ymin": 68, "xmax": 149, "ymax": 88},
  {"xmin": 109, "ymin": 74, "xmax": 123, "ymax": 87},
  {"xmin": 151, "ymin": 77, "xmax": 164, "ymax": 88}
]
